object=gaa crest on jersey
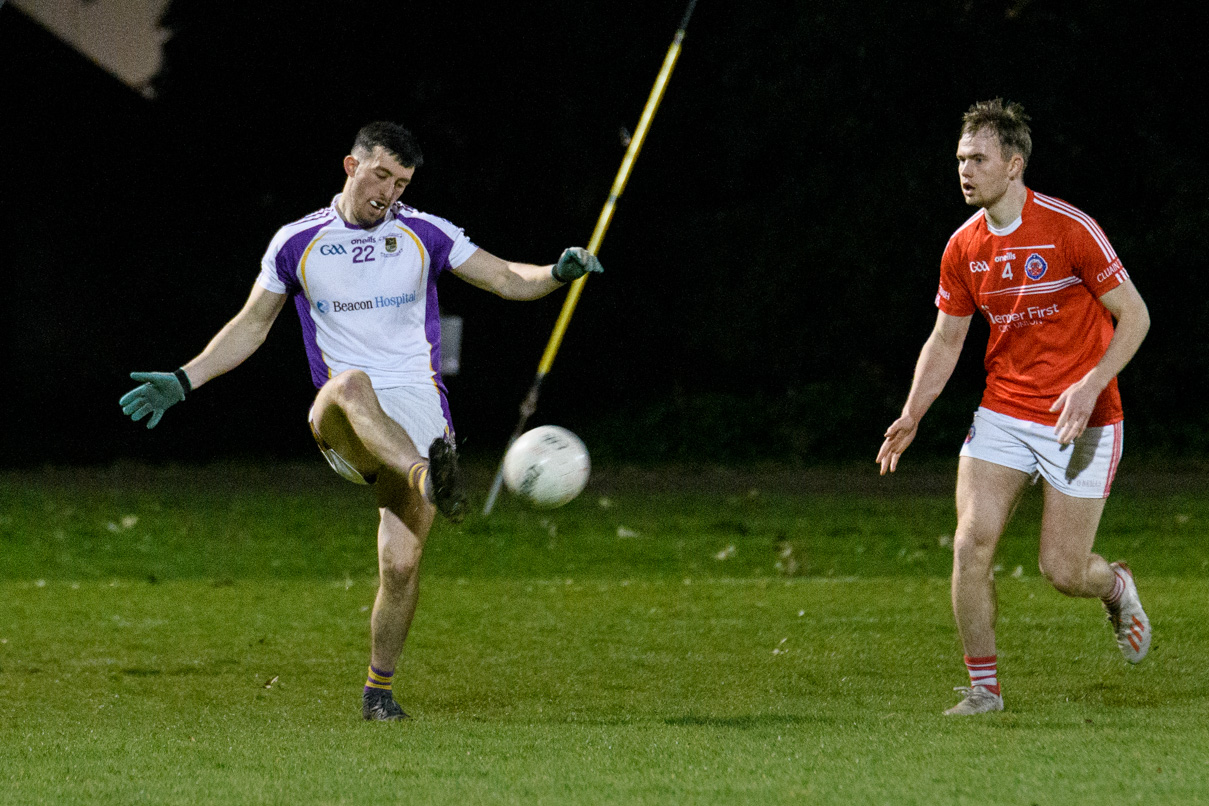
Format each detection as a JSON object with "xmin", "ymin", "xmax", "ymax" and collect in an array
[
  {"xmin": 1025, "ymin": 253, "xmax": 1048, "ymax": 281},
  {"xmin": 384, "ymin": 237, "xmax": 398, "ymax": 253}
]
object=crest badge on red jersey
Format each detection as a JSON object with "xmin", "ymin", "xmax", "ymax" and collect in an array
[{"xmin": 1025, "ymin": 253, "xmax": 1048, "ymax": 281}]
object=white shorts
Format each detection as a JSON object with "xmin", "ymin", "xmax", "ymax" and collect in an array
[
  {"xmin": 309, "ymin": 383, "xmax": 451, "ymax": 485},
  {"xmin": 958, "ymin": 407, "xmax": 1123, "ymax": 499}
]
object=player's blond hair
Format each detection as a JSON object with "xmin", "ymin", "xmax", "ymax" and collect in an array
[{"xmin": 962, "ymin": 99, "xmax": 1032, "ymax": 169}]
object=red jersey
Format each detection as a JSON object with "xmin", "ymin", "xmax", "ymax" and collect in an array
[{"xmin": 936, "ymin": 189, "xmax": 1130, "ymax": 427}]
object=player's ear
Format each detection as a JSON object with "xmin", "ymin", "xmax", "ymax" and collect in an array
[
  {"xmin": 343, "ymin": 155, "xmax": 359, "ymax": 178},
  {"xmin": 1008, "ymin": 153, "xmax": 1025, "ymax": 181}
]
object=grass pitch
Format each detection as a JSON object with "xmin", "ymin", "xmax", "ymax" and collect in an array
[{"xmin": 1, "ymin": 461, "xmax": 1207, "ymax": 804}]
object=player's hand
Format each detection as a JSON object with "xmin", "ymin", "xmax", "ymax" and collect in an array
[
  {"xmin": 120, "ymin": 371, "xmax": 187, "ymax": 429},
  {"xmin": 1050, "ymin": 371, "xmax": 1103, "ymax": 445},
  {"xmin": 877, "ymin": 414, "xmax": 919, "ymax": 475},
  {"xmin": 552, "ymin": 247, "xmax": 603, "ymax": 283}
]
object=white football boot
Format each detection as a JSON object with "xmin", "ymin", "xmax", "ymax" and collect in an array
[
  {"xmin": 1104, "ymin": 562, "xmax": 1151, "ymax": 664},
  {"xmin": 943, "ymin": 685, "xmax": 1004, "ymax": 716}
]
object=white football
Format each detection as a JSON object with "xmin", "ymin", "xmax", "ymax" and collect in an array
[{"xmin": 502, "ymin": 425, "xmax": 590, "ymax": 509}]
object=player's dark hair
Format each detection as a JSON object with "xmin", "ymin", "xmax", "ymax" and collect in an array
[
  {"xmin": 353, "ymin": 121, "xmax": 424, "ymax": 168},
  {"xmin": 962, "ymin": 98, "xmax": 1032, "ymax": 169}
]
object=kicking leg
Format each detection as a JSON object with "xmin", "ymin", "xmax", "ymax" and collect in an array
[
  {"xmin": 310, "ymin": 370, "xmax": 425, "ymax": 482},
  {"xmin": 310, "ymin": 370, "xmax": 465, "ymax": 521}
]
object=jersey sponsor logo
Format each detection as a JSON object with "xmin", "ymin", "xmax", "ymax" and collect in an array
[
  {"xmin": 969, "ymin": 260, "xmax": 991, "ymax": 273},
  {"xmin": 981, "ymin": 302, "xmax": 1060, "ymax": 332},
  {"xmin": 351, "ymin": 236, "xmax": 376, "ymax": 244},
  {"xmin": 1024, "ymin": 253, "xmax": 1048, "ymax": 281},
  {"xmin": 313, "ymin": 294, "xmax": 417, "ymax": 314},
  {"xmin": 374, "ymin": 293, "xmax": 417, "ymax": 308},
  {"xmin": 994, "ymin": 252, "xmax": 1016, "ymax": 263},
  {"xmin": 331, "ymin": 299, "xmax": 374, "ymax": 312},
  {"xmin": 319, "ymin": 244, "xmax": 348, "ymax": 256},
  {"xmin": 937, "ymin": 284, "xmax": 951, "ymax": 301}
]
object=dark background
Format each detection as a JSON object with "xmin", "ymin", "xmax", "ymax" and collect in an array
[{"xmin": 3, "ymin": 0, "xmax": 1207, "ymax": 469}]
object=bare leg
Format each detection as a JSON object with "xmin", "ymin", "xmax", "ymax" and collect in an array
[
  {"xmin": 310, "ymin": 370, "xmax": 424, "ymax": 479},
  {"xmin": 1037, "ymin": 482, "xmax": 1114, "ymax": 598},
  {"xmin": 952, "ymin": 457, "xmax": 1031, "ymax": 657},
  {"xmin": 370, "ymin": 470, "xmax": 434, "ymax": 674}
]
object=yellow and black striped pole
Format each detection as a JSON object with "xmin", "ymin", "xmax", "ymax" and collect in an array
[{"xmin": 483, "ymin": 0, "xmax": 699, "ymax": 515}]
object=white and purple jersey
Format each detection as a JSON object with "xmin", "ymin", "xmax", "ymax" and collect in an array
[{"xmin": 257, "ymin": 194, "xmax": 477, "ymax": 420}]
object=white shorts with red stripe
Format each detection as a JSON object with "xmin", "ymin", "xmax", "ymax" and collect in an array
[{"xmin": 958, "ymin": 407, "xmax": 1123, "ymax": 499}]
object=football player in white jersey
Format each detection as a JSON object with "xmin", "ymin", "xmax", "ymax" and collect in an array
[{"xmin": 120, "ymin": 121, "xmax": 602, "ymax": 721}]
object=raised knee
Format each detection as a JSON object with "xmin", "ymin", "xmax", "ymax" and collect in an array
[
  {"xmin": 319, "ymin": 371, "xmax": 379, "ymax": 418},
  {"xmin": 327, "ymin": 369, "xmax": 374, "ymax": 402}
]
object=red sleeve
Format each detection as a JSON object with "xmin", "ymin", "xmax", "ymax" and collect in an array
[
  {"xmin": 936, "ymin": 237, "xmax": 976, "ymax": 316},
  {"xmin": 1064, "ymin": 213, "xmax": 1130, "ymax": 298}
]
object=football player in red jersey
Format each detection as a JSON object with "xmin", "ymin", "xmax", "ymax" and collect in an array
[{"xmin": 877, "ymin": 100, "xmax": 1152, "ymax": 715}]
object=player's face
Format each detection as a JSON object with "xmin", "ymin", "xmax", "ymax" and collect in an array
[
  {"xmin": 342, "ymin": 146, "xmax": 415, "ymax": 226},
  {"xmin": 956, "ymin": 129, "xmax": 1016, "ymax": 209}
]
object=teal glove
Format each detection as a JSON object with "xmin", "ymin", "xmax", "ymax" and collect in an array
[
  {"xmin": 552, "ymin": 247, "xmax": 604, "ymax": 283},
  {"xmin": 120, "ymin": 370, "xmax": 190, "ymax": 429}
]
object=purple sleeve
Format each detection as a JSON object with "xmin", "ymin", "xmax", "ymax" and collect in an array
[
  {"xmin": 272, "ymin": 224, "xmax": 328, "ymax": 294},
  {"xmin": 402, "ymin": 218, "xmax": 457, "ymax": 276}
]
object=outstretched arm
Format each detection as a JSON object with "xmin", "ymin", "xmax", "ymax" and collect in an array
[
  {"xmin": 452, "ymin": 247, "xmax": 602, "ymax": 300},
  {"xmin": 181, "ymin": 283, "xmax": 288, "ymax": 390},
  {"xmin": 877, "ymin": 310, "xmax": 972, "ymax": 474},
  {"xmin": 1050, "ymin": 278, "xmax": 1150, "ymax": 444},
  {"xmin": 120, "ymin": 283, "xmax": 287, "ymax": 428}
]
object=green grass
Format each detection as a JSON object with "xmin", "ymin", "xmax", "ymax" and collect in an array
[{"xmin": 2, "ymin": 461, "xmax": 1208, "ymax": 804}]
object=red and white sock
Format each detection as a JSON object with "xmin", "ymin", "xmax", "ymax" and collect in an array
[{"xmin": 964, "ymin": 655, "xmax": 1000, "ymax": 695}]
